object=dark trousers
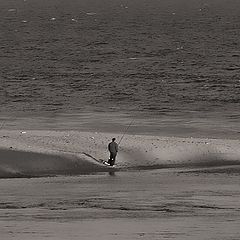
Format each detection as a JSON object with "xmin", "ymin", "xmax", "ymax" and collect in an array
[{"xmin": 108, "ymin": 152, "xmax": 117, "ymax": 166}]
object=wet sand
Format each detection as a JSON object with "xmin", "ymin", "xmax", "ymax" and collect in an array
[
  {"xmin": 0, "ymin": 130, "xmax": 240, "ymax": 239},
  {"xmin": 0, "ymin": 170, "xmax": 240, "ymax": 240}
]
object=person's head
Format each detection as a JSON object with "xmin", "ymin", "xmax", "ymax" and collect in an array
[{"xmin": 112, "ymin": 138, "xmax": 116, "ymax": 142}]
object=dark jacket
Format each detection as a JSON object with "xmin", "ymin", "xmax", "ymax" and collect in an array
[{"xmin": 108, "ymin": 142, "xmax": 118, "ymax": 153}]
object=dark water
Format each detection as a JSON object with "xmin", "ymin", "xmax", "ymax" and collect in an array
[{"xmin": 0, "ymin": 0, "xmax": 239, "ymax": 137}]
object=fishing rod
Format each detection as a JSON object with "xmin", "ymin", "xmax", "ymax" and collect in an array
[{"xmin": 118, "ymin": 118, "xmax": 134, "ymax": 146}]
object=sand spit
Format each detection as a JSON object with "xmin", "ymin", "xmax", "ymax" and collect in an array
[{"xmin": 0, "ymin": 130, "xmax": 240, "ymax": 178}]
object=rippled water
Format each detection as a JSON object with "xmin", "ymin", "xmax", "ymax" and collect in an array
[{"xmin": 0, "ymin": 0, "xmax": 240, "ymax": 137}]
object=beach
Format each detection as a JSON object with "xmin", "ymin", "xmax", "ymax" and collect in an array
[
  {"xmin": 0, "ymin": 130, "xmax": 240, "ymax": 239},
  {"xmin": 1, "ymin": 0, "xmax": 240, "ymax": 238},
  {"xmin": 0, "ymin": 129, "xmax": 240, "ymax": 178}
]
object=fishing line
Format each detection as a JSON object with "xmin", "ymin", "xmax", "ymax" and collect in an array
[{"xmin": 118, "ymin": 118, "xmax": 135, "ymax": 146}]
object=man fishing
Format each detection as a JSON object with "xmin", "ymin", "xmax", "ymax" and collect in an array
[{"xmin": 107, "ymin": 138, "xmax": 118, "ymax": 166}]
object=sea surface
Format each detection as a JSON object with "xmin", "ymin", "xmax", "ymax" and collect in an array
[{"xmin": 0, "ymin": 0, "xmax": 239, "ymax": 138}]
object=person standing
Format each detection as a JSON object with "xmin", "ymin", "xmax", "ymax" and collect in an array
[{"xmin": 107, "ymin": 138, "xmax": 118, "ymax": 166}]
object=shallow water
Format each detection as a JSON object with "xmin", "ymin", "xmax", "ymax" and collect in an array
[{"xmin": 0, "ymin": 169, "xmax": 240, "ymax": 239}]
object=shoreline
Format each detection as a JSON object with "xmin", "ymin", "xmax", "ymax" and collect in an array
[{"xmin": 0, "ymin": 129, "xmax": 240, "ymax": 178}]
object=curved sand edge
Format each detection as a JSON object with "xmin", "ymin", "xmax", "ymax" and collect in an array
[{"xmin": 0, "ymin": 130, "xmax": 240, "ymax": 177}]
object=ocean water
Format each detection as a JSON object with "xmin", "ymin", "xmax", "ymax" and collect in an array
[{"xmin": 0, "ymin": 0, "xmax": 239, "ymax": 137}]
